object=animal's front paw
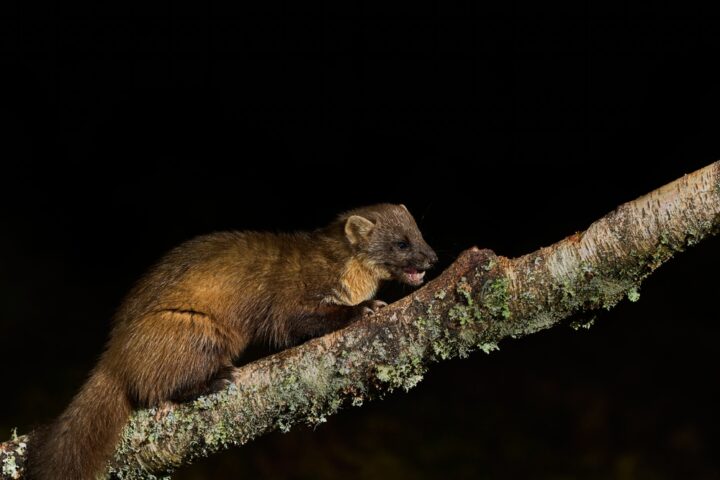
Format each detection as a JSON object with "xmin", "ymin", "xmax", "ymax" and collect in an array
[
  {"xmin": 208, "ymin": 366, "xmax": 236, "ymax": 394},
  {"xmin": 361, "ymin": 299, "xmax": 388, "ymax": 316}
]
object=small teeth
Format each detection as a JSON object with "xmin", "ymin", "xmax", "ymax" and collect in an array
[{"xmin": 406, "ymin": 270, "xmax": 425, "ymax": 282}]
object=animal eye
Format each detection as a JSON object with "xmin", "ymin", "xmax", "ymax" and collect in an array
[{"xmin": 396, "ymin": 241, "xmax": 410, "ymax": 250}]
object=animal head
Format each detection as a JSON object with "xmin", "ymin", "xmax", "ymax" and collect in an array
[{"xmin": 339, "ymin": 203, "xmax": 438, "ymax": 286}]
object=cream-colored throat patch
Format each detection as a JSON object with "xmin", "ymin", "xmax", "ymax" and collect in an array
[{"xmin": 332, "ymin": 257, "xmax": 386, "ymax": 306}]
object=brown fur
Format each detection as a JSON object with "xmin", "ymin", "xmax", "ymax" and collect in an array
[{"xmin": 26, "ymin": 204, "xmax": 436, "ymax": 480}]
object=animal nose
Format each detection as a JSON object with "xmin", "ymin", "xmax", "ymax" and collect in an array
[{"xmin": 424, "ymin": 249, "xmax": 438, "ymax": 268}]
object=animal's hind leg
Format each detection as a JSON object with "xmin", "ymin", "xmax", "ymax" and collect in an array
[{"xmin": 107, "ymin": 310, "xmax": 243, "ymax": 406}]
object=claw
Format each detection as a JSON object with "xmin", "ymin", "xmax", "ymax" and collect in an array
[{"xmin": 362, "ymin": 299, "xmax": 388, "ymax": 316}]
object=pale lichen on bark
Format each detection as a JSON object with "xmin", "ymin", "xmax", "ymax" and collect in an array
[{"xmin": 2, "ymin": 162, "xmax": 719, "ymax": 479}]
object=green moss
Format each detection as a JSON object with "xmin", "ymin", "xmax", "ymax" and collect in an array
[
  {"xmin": 478, "ymin": 342, "xmax": 499, "ymax": 354},
  {"xmin": 203, "ymin": 418, "xmax": 233, "ymax": 447},
  {"xmin": 456, "ymin": 277, "xmax": 473, "ymax": 304},
  {"xmin": 375, "ymin": 365, "xmax": 394, "ymax": 383},
  {"xmin": 569, "ymin": 316, "xmax": 596, "ymax": 331},
  {"xmin": 375, "ymin": 357, "xmax": 425, "ymax": 392},
  {"xmin": 431, "ymin": 338, "xmax": 454, "ymax": 360},
  {"xmin": 482, "ymin": 258, "xmax": 496, "ymax": 271},
  {"xmin": 414, "ymin": 267, "xmax": 513, "ymax": 363},
  {"xmin": 1, "ymin": 440, "xmax": 26, "ymax": 479},
  {"xmin": 627, "ymin": 287, "xmax": 641, "ymax": 302},
  {"xmin": 482, "ymin": 277, "xmax": 511, "ymax": 320},
  {"xmin": 2, "ymin": 454, "xmax": 19, "ymax": 479},
  {"xmin": 647, "ymin": 236, "xmax": 676, "ymax": 270},
  {"xmin": 448, "ymin": 304, "xmax": 474, "ymax": 326},
  {"xmin": 445, "ymin": 277, "xmax": 487, "ymax": 327}
]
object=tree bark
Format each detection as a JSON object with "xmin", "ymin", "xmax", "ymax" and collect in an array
[{"xmin": 2, "ymin": 162, "xmax": 719, "ymax": 480}]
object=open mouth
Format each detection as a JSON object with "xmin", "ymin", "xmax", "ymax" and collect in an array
[{"xmin": 401, "ymin": 267, "xmax": 426, "ymax": 286}]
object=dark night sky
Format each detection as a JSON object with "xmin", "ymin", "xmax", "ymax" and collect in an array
[{"xmin": 2, "ymin": 3, "xmax": 720, "ymax": 479}]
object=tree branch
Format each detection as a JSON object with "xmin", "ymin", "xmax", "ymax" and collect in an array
[{"xmin": 3, "ymin": 162, "xmax": 719, "ymax": 479}]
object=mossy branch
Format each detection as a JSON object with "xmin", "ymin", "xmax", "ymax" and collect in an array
[{"xmin": 3, "ymin": 162, "xmax": 719, "ymax": 479}]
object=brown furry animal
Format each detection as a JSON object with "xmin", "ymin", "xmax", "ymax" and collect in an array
[{"xmin": 27, "ymin": 203, "xmax": 437, "ymax": 480}]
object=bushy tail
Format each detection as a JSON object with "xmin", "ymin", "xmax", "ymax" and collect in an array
[{"xmin": 27, "ymin": 366, "xmax": 131, "ymax": 480}]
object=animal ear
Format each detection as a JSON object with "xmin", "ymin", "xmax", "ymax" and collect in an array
[
  {"xmin": 344, "ymin": 215, "xmax": 375, "ymax": 244},
  {"xmin": 399, "ymin": 204, "xmax": 409, "ymax": 212}
]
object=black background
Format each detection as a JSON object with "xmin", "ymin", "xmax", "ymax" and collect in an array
[{"xmin": 2, "ymin": 3, "xmax": 720, "ymax": 479}]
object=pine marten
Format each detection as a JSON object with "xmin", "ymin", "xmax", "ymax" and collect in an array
[{"xmin": 26, "ymin": 203, "xmax": 437, "ymax": 480}]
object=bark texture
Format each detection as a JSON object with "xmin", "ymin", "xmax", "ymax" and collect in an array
[{"xmin": 2, "ymin": 162, "xmax": 719, "ymax": 479}]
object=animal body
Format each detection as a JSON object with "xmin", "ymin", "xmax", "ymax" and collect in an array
[{"xmin": 27, "ymin": 203, "xmax": 437, "ymax": 479}]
